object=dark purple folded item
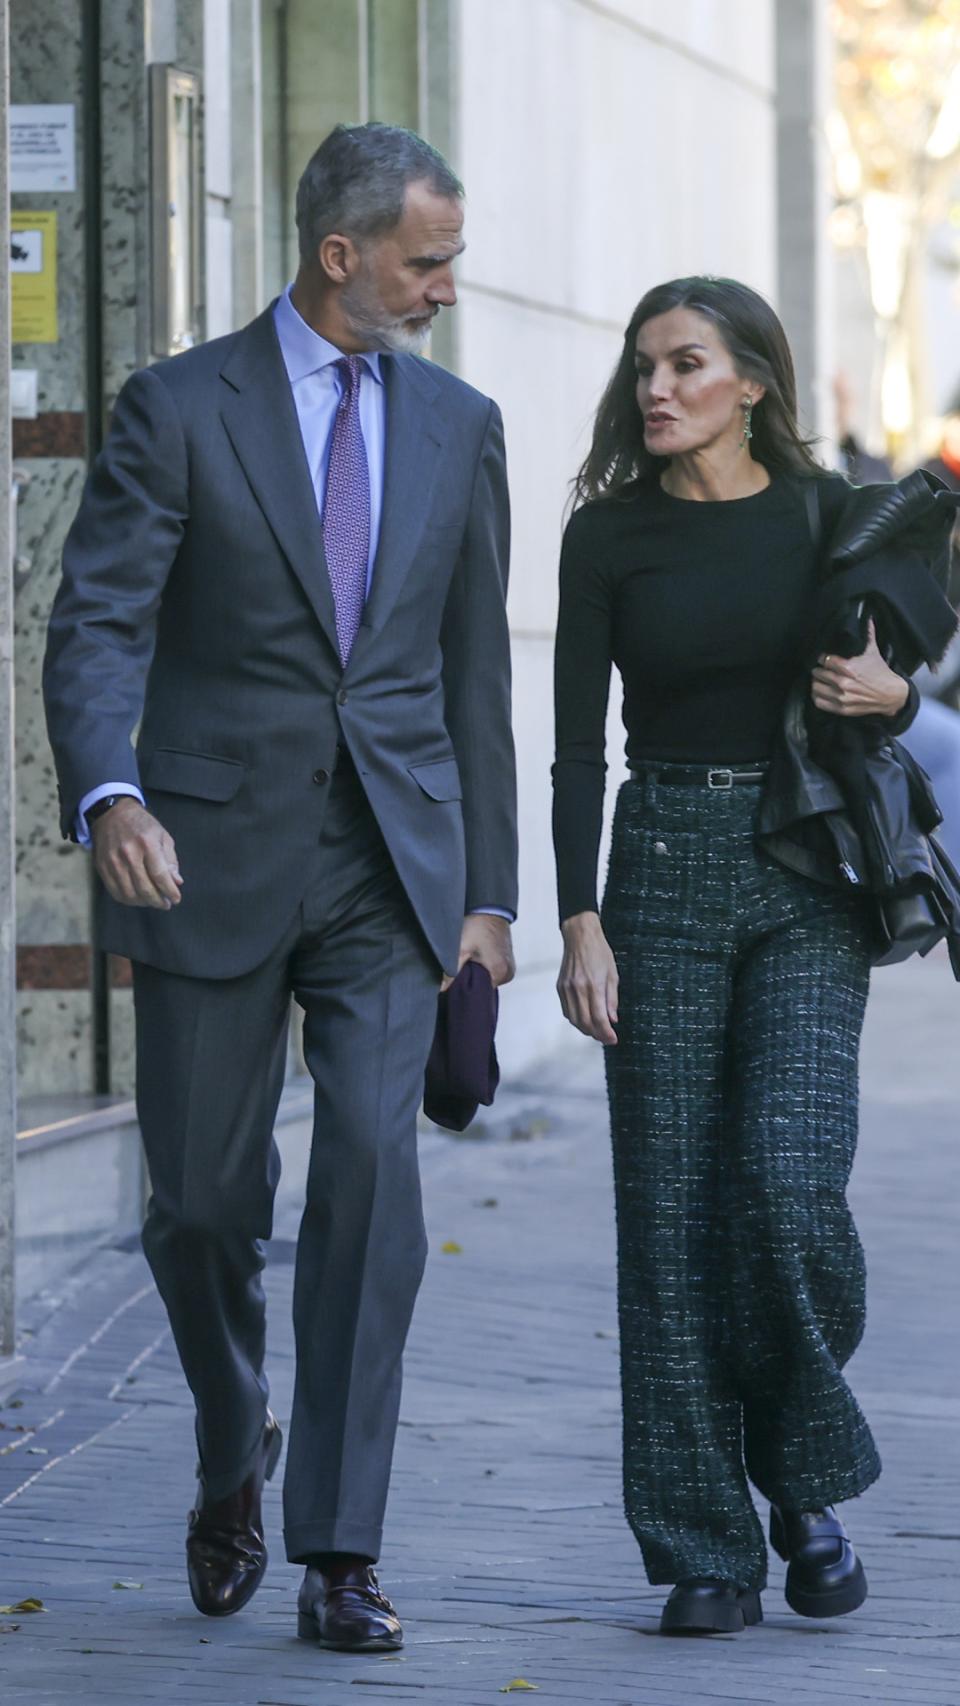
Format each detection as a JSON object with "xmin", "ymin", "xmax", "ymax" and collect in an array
[{"xmin": 423, "ymin": 960, "xmax": 500, "ymax": 1132}]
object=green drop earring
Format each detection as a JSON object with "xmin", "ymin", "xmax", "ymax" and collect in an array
[{"xmin": 739, "ymin": 398, "xmax": 754, "ymax": 448}]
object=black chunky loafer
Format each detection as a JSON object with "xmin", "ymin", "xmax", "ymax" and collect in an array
[
  {"xmin": 660, "ymin": 1576, "xmax": 763, "ymax": 1635},
  {"xmin": 770, "ymin": 1504, "xmax": 867, "ymax": 1618}
]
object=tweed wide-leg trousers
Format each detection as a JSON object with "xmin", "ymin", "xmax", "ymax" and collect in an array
[{"xmin": 601, "ymin": 771, "xmax": 881, "ymax": 1592}]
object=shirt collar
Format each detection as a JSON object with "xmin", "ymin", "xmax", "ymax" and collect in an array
[{"xmin": 274, "ymin": 285, "xmax": 383, "ymax": 386}]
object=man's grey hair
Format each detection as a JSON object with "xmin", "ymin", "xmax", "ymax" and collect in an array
[{"xmin": 295, "ymin": 122, "xmax": 464, "ymax": 263}]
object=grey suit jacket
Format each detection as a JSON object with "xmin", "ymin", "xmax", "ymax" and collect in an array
[{"xmin": 43, "ymin": 305, "xmax": 517, "ymax": 979}]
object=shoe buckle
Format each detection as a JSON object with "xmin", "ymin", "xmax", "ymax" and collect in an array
[{"xmin": 707, "ymin": 768, "xmax": 734, "ymax": 790}]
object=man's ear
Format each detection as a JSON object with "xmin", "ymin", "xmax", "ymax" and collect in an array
[{"xmin": 317, "ymin": 232, "xmax": 361, "ymax": 286}]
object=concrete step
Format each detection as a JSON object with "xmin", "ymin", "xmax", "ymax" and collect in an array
[{"xmin": 14, "ymin": 1080, "xmax": 318, "ymax": 1305}]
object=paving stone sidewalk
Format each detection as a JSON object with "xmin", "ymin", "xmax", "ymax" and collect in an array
[{"xmin": 0, "ymin": 957, "xmax": 958, "ymax": 1706}]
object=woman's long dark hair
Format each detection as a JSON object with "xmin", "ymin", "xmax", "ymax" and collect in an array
[{"xmin": 573, "ymin": 276, "xmax": 822, "ymax": 508}]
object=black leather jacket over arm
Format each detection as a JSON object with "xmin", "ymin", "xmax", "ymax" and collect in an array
[{"xmin": 757, "ymin": 469, "xmax": 960, "ymax": 896}]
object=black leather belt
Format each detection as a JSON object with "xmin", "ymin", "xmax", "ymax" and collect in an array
[{"xmin": 628, "ymin": 764, "xmax": 768, "ymax": 789}]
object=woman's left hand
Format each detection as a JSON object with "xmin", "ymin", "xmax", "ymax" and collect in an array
[{"xmin": 810, "ymin": 618, "xmax": 909, "ymax": 719}]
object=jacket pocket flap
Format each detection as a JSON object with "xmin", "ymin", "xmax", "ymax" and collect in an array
[
  {"xmin": 140, "ymin": 748, "xmax": 246, "ymax": 802},
  {"xmin": 408, "ymin": 758, "xmax": 462, "ymax": 802}
]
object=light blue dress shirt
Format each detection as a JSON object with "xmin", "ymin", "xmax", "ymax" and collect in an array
[{"xmin": 273, "ymin": 285, "xmax": 386, "ymax": 590}]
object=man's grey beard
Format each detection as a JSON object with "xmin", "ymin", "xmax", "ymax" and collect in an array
[{"xmin": 341, "ymin": 274, "xmax": 436, "ymax": 355}]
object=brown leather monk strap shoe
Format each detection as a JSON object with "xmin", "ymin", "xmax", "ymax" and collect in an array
[
  {"xmin": 186, "ymin": 1412, "xmax": 282, "ymax": 1618},
  {"xmin": 297, "ymin": 1560, "xmax": 404, "ymax": 1652}
]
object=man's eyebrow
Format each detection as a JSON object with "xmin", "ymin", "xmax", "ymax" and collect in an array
[
  {"xmin": 635, "ymin": 342, "xmax": 708, "ymax": 359},
  {"xmin": 406, "ymin": 240, "xmax": 467, "ymax": 265}
]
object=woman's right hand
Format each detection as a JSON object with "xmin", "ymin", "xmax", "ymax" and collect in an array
[{"xmin": 557, "ymin": 912, "xmax": 619, "ymax": 1045}]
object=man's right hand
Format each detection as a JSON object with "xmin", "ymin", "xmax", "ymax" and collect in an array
[{"xmin": 92, "ymin": 798, "xmax": 183, "ymax": 910}]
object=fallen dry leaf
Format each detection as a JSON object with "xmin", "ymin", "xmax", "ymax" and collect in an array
[
  {"xmin": 0, "ymin": 1624, "xmax": 21, "ymax": 1634},
  {"xmin": 440, "ymin": 1240, "xmax": 462, "ymax": 1254},
  {"xmin": 112, "ymin": 1580, "xmax": 143, "ymax": 1591},
  {"xmin": 500, "ymin": 1683, "xmax": 539, "ymax": 1694},
  {"xmin": 0, "ymin": 1599, "xmax": 45, "ymax": 1614}
]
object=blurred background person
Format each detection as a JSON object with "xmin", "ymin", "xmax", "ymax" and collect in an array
[{"xmin": 920, "ymin": 390, "xmax": 960, "ymax": 495}]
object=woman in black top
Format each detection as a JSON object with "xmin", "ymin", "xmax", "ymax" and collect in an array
[{"xmin": 553, "ymin": 278, "xmax": 912, "ymax": 1637}]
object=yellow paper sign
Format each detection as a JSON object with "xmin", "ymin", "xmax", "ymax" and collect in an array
[{"xmin": 11, "ymin": 210, "xmax": 58, "ymax": 343}]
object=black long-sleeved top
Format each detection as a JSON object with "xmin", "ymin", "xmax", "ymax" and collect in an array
[{"xmin": 553, "ymin": 472, "xmax": 864, "ymax": 921}]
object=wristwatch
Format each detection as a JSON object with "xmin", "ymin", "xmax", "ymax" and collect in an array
[{"xmin": 85, "ymin": 794, "xmax": 126, "ymax": 824}]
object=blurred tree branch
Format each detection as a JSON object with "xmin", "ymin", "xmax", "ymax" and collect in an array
[{"xmin": 828, "ymin": 0, "xmax": 960, "ymax": 458}]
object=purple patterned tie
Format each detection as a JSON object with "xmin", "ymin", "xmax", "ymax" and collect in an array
[{"xmin": 322, "ymin": 355, "xmax": 370, "ymax": 664}]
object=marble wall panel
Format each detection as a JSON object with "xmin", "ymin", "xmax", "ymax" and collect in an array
[
  {"xmin": 110, "ymin": 986, "xmax": 137, "ymax": 1099},
  {"xmin": 100, "ymin": 1, "xmax": 151, "ymax": 401},
  {"xmin": 1, "ymin": 0, "xmax": 15, "ymax": 1361},
  {"xmin": 17, "ymin": 989, "xmax": 91, "ymax": 1096},
  {"xmin": 10, "ymin": 0, "xmax": 86, "ymax": 413},
  {"xmin": 14, "ymin": 458, "xmax": 90, "ymax": 947},
  {"xmin": 11, "ymin": 0, "xmax": 94, "ymax": 1105}
]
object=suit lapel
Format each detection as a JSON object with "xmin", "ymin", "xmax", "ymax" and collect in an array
[
  {"xmin": 219, "ymin": 306, "xmax": 340, "ymax": 658},
  {"xmin": 354, "ymin": 354, "xmax": 444, "ymax": 653}
]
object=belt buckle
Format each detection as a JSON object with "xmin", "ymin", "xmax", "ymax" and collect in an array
[{"xmin": 707, "ymin": 768, "xmax": 734, "ymax": 790}]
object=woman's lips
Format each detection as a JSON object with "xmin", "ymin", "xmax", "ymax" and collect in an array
[{"xmin": 645, "ymin": 414, "xmax": 676, "ymax": 429}]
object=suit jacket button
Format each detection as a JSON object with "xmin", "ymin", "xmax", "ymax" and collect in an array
[
  {"xmin": 337, "ymin": 688, "xmax": 349, "ymax": 706},
  {"xmin": 313, "ymin": 769, "xmax": 329, "ymax": 785}
]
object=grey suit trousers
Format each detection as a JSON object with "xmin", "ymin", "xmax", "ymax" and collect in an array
[{"xmin": 133, "ymin": 756, "xmax": 441, "ymax": 1563}]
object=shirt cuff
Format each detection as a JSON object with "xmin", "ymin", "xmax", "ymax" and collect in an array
[
  {"xmin": 468, "ymin": 907, "xmax": 515, "ymax": 923},
  {"xmin": 75, "ymin": 783, "xmax": 145, "ymax": 848}
]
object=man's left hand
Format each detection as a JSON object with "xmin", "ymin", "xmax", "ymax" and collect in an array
[
  {"xmin": 443, "ymin": 914, "xmax": 515, "ymax": 993},
  {"xmin": 811, "ymin": 618, "xmax": 910, "ymax": 719}
]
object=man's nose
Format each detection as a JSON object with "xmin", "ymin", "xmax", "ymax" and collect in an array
[{"xmin": 426, "ymin": 268, "xmax": 457, "ymax": 308}]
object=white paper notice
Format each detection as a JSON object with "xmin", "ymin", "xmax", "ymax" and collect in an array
[{"xmin": 10, "ymin": 105, "xmax": 76, "ymax": 193}]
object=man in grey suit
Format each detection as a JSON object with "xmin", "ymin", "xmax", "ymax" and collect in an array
[{"xmin": 43, "ymin": 123, "xmax": 517, "ymax": 1652}]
